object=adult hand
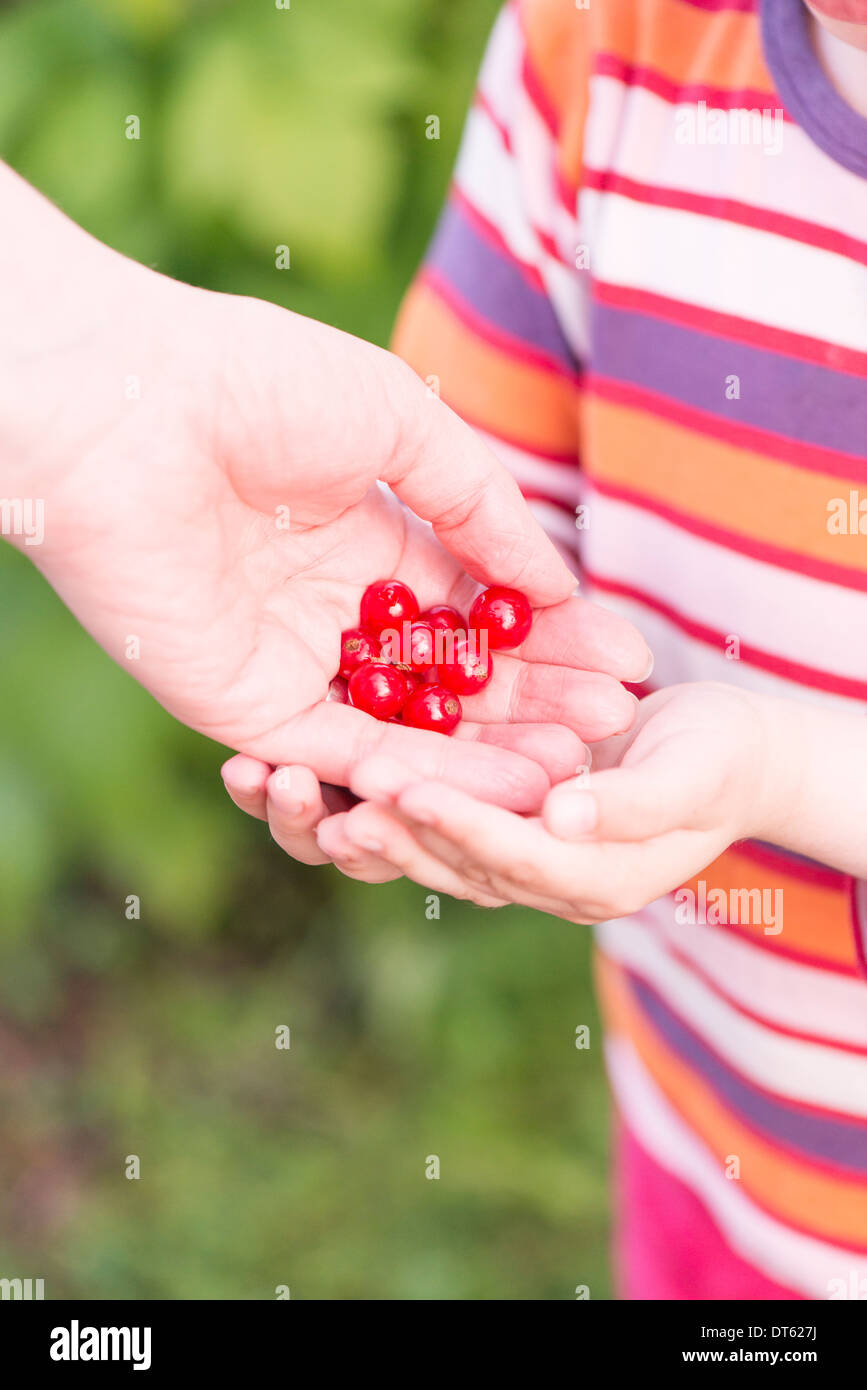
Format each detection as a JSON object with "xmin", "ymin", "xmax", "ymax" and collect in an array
[{"xmin": 1, "ymin": 164, "xmax": 648, "ymax": 811}]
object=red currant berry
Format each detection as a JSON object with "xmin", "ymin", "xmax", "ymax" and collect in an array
[
  {"xmin": 437, "ymin": 634, "xmax": 494, "ymax": 696},
  {"xmin": 402, "ymin": 684, "xmax": 462, "ymax": 735},
  {"xmin": 469, "ymin": 586, "xmax": 532, "ymax": 650},
  {"xmin": 348, "ymin": 663, "xmax": 410, "ymax": 720},
  {"xmin": 360, "ymin": 580, "xmax": 419, "ymax": 635},
  {"xmin": 396, "ymin": 667, "xmax": 420, "ymax": 701},
  {"xmin": 338, "ymin": 626, "xmax": 379, "ymax": 679},
  {"xmin": 407, "ymin": 621, "xmax": 437, "ymax": 671},
  {"xmin": 418, "ymin": 604, "xmax": 465, "ymax": 634}
]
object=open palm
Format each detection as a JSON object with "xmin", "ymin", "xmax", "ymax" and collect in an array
[{"xmin": 22, "ymin": 280, "xmax": 649, "ymax": 809}]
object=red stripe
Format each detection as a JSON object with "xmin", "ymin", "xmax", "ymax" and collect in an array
[
  {"xmin": 851, "ymin": 878, "xmax": 867, "ymax": 985},
  {"xmin": 586, "ymin": 474, "xmax": 867, "ymax": 596},
  {"xmin": 657, "ymin": 929, "xmax": 867, "ymax": 1060},
  {"xmin": 583, "ymin": 166, "xmax": 867, "ymax": 268},
  {"xmin": 420, "ymin": 265, "xmax": 579, "ymax": 384},
  {"xmin": 519, "ymin": 485, "xmax": 582, "ymax": 513},
  {"xmin": 594, "ymin": 280, "xmax": 867, "ymax": 378},
  {"xmin": 582, "ymin": 566, "xmax": 867, "ymax": 701},
  {"xmin": 553, "ymin": 161, "xmax": 578, "ymax": 216},
  {"xmin": 675, "ymin": 0, "xmax": 755, "ymax": 10},
  {"xmin": 448, "ymin": 183, "xmax": 547, "ymax": 294},
  {"xmin": 586, "ymin": 373, "xmax": 867, "ymax": 485},
  {"xmin": 520, "ymin": 50, "xmax": 559, "ymax": 137},
  {"xmin": 713, "ymin": 919, "xmax": 863, "ymax": 979},
  {"xmin": 534, "ymin": 225, "xmax": 563, "ymax": 263},
  {"xmin": 735, "ymin": 838, "xmax": 848, "ymax": 893},
  {"xmin": 592, "ymin": 51, "xmax": 786, "ymax": 119}
]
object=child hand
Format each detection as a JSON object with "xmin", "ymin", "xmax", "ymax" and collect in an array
[
  {"xmin": 325, "ymin": 684, "xmax": 785, "ymax": 917},
  {"xmin": 221, "ymin": 575, "xmax": 651, "ymax": 874}
]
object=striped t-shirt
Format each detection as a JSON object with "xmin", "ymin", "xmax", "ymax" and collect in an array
[{"xmin": 393, "ymin": 0, "xmax": 867, "ymax": 1298}]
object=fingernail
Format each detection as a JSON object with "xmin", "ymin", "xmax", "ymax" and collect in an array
[
  {"xmin": 549, "ymin": 790, "xmax": 597, "ymax": 838},
  {"xmin": 284, "ymin": 803, "xmax": 305, "ymax": 818},
  {"xmin": 227, "ymin": 780, "xmax": 259, "ymax": 797},
  {"xmin": 639, "ymin": 652, "xmax": 654, "ymax": 682}
]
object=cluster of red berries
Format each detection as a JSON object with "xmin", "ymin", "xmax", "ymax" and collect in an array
[{"xmin": 330, "ymin": 580, "xmax": 533, "ymax": 735}]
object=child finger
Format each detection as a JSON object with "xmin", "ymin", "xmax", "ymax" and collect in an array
[
  {"xmin": 339, "ymin": 801, "xmax": 508, "ymax": 907},
  {"xmin": 221, "ymin": 754, "xmax": 272, "ymax": 820},
  {"xmin": 315, "ymin": 811, "xmax": 409, "ymax": 885}
]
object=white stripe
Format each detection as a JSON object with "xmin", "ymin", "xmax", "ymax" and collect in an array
[
  {"xmin": 541, "ymin": 255, "xmax": 590, "ymax": 361},
  {"xmin": 454, "ymin": 107, "xmax": 541, "ymax": 268},
  {"xmin": 577, "ymin": 488, "xmax": 867, "ymax": 684},
  {"xmin": 478, "ymin": 431, "xmax": 583, "ymax": 504},
  {"xmin": 623, "ymin": 896, "xmax": 867, "ymax": 1049},
  {"xmin": 607, "ymin": 1036, "xmax": 867, "ymax": 1299},
  {"xmin": 527, "ymin": 497, "xmax": 584, "ymax": 554},
  {"xmin": 476, "ymin": 3, "xmax": 583, "ymax": 266},
  {"xmin": 508, "ymin": 488, "xmax": 866, "ymax": 712},
  {"xmin": 475, "ymin": 6, "xmax": 523, "ymax": 129},
  {"xmin": 582, "ymin": 188, "xmax": 867, "ymax": 353},
  {"xmin": 597, "ymin": 916, "xmax": 867, "ymax": 1115},
  {"xmin": 454, "ymin": 106, "xmax": 590, "ymax": 359},
  {"xmin": 588, "ymin": 585, "xmax": 867, "ymax": 714},
  {"xmin": 584, "ymin": 73, "xmax": 867, "ymax": 253}
]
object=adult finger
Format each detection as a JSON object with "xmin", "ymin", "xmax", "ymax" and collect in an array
[
  {"xmin": 459, "ymin": 720, "xmax": 585, "ymax": 785},
  {"xmin": 265, "ymin": 765, "xmax": 334, "ymax": 865},
  {"xmin": 383, "ymin": 367, "xmax": 576, "ymax": 607},
  {"xmin": 458, "ymin": 654, "xmax": 637, "ymax": 743},
  {"xmin": 512, "ymin": 594, "xmax": 653, "ymax": 685}
]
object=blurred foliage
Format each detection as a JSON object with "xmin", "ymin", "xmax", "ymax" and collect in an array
[{"xmin": 0, "ymin": 0, "xmax": 612, "ymax": 1299}]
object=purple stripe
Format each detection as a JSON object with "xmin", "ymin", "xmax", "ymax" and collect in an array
[
  {"xmin": 426, "ymin": 201, "xmax": 580, "ymax": 373},
  {"xmin": 591, "ymin": 299, "xmax": 867, "ymax": 461},
  {"xmin": 627, "ymin": 970, "xmax": 867, "ymax": 1174}
]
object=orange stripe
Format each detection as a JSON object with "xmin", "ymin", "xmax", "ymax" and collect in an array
[
  {"xmin": 583, "ymin": 395, "xmax": 867, "ymax": 575},
  {"xmin": 595, "ymin": 0, "xmax": 773, "ymax": 95},
  {"xmin": 519, "ymin": 0, "xmax": 592, "ymax": 185},
  {"xmin": 392, "ymin": 282, "xmax": 580, "ymax": 456},
  {"xmin": 681, "ymin": 847, "xmax": 859, "ymax": 973},
  {"xmin": 520, "ymin": 0, "xmax": 777, "ymax": 223},
  {"xmin": 521, "ymin": 0, "xmax": 773, "ymax": 125},
  {"xmin": 597, "ymin": 955, "xmax": 867, "ymax": 1246}
]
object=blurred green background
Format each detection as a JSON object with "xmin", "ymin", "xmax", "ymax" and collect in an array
[{"xmin": 0, "ymin": 0, "xmax": 611, "ymax": 1299}]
